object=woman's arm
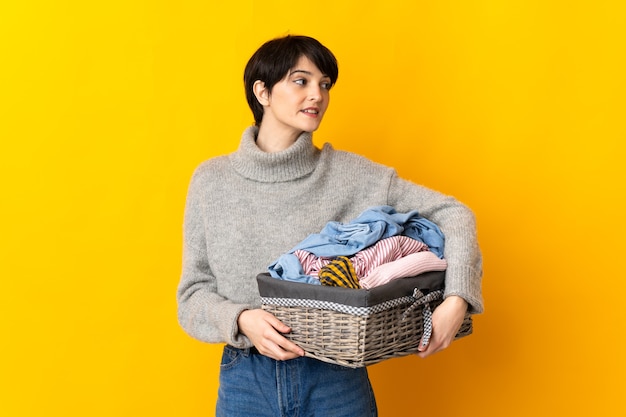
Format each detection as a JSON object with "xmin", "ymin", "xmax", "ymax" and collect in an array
[
  {"xmin": 176, "ymin": 169, "xmax": 253, "ymax": 348},
  {"xmin": 388, "ymin": 174, "xmax": 483, "ymax": 356},
  {"xmin": 388, "ymin": 174, "xmax": 483, "ymax": 313}
]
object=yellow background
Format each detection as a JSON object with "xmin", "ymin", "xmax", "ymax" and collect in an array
[{"xmin": 2, "ymin": 0, "xmax": 625, "ymax": 415}]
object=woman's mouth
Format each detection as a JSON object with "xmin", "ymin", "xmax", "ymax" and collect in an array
[{"xmin": 301, "ymin": 108, "xmax": 319, "ymax": 115}]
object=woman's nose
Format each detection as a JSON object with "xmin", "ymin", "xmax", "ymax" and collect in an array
[{"xmin": 308, "ymin": 85, "xmax": 323, "ymax": 101}]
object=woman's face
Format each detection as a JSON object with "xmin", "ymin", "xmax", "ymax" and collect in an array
[{"xmin": 260, "ymin": 56, "xmax": 332, "ymax": 139}]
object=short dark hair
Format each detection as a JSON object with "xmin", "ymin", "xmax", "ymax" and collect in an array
[{"xmin": 243, "ymin": 35, "xmax": 339, "ymax": 126}]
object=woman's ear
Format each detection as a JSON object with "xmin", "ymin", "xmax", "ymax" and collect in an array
[{"xmin": 253, "ymin": 80, "xmax": 270, "ymax": 106}]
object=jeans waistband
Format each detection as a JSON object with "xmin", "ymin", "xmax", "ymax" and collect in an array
[{"xmin": 226, "ymin": 345, "xmax": 260, "ymax": 356}]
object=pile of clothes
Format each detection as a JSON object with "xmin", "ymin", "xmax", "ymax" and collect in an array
[{"xmin": 268, "ymin": 206, "xmax": 447, "ymax": 290}]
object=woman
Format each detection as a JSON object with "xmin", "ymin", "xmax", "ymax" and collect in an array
[{"xmin": 177, "ymin": 35, "xmax": 483, "ymax": 417}]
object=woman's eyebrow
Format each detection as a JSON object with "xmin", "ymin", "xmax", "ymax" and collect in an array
[
  {"xmin": 289, "ymin": 69, "xmax": 313, "ymax": 76},
  {"xmin": 289, "ymin": 69, "xmax": 330, "ymax": 78}
]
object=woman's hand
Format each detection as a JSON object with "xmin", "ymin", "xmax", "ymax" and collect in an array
[
  {"xmin": 237, "ymin": 309, "xmax": 305, "ymax": 361},
  {"xmin": 416, "ymin": 295, "xmax": 468, "ymax": 358}
]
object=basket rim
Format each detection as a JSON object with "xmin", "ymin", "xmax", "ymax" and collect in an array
[{"xmin": 256, "ymin": 270, "xmax": 445, "ymax": 308}]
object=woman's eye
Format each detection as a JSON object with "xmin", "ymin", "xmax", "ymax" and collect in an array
[
  {"xmin": 294, "ymin": 79, "xmax": 307, "ymax": 86},
  {"xmin": 321, "ymin": 82, "xmax": 332, "ymax": 90}
]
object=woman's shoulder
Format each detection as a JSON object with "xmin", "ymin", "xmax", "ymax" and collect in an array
[
  {"xmin": 187, "ymin": 154, "xmax": 232, "ymax": 185},
  {"xmin": 320, "ymin": 143, "xmax": 395, "ymax": 174},
  {"xmin": 194, "ymin": 155, "xmax": 228, "ymax": 175}
]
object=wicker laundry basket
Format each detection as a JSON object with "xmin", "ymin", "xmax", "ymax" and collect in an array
[{"xmin": 257, "ymin": 271, "xmax": 473, "ymax": 368}]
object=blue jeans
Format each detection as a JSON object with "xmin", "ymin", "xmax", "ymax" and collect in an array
[{"xmin": 216, "ymin": 346, "xmax": 378, "ymax": 417}]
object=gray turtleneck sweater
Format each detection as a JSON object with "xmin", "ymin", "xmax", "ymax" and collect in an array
[{"xmin": 177, "ymin": 126, "xmax": 483, "ymax": 348}]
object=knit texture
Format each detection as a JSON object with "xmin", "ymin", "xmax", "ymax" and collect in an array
[{"xmin": 177, "ymin": 126, "xmax": 483, "ymax": 347}]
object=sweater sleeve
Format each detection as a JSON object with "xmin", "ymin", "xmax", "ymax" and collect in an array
[
  {"xmin": 176, "ymin": 167, "xmax": 254, "ymax": 347},
  {"xmin": 387, "ymin": 173, "xmax": 484, "ymax": 314}
]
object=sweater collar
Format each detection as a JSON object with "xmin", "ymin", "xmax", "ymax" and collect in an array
[{"xmin": 229, "ymin": 126, "xmax": 320, "ymax": 183}]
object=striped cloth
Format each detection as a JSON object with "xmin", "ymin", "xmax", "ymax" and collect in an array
[
  {"xmin": 359, "ymin": 251, "xmax": 447, "ymax": 289},
  {"xmin": 295, "ymin": 235, "xmax": 429, "ymax": 279}
]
